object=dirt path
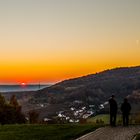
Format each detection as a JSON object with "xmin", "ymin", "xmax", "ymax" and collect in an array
[{"xmin": 76, "ymin": 126, "xmax": 140, "ymax": 140}]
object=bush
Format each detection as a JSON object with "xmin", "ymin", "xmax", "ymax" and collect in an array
[{"xmin": 28, "ymin": 110, "xmax": 39, "ymax": 124}]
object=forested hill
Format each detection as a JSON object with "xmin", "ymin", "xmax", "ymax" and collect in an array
[
  {"xmin": 32, "ymin": 66, "xmax": 140, "ymax": 105},
  {"xmin": 2, "ymin": 66, "xmax": 140, "ymax": 117}
]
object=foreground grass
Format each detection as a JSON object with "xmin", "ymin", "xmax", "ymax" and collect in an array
[
  {"xmin": 87, "ymin": 114, "xmax": 123, "ymax": 124},
  {"xmin": 0, "ymin": 124, "xmax": 99, "ymax": 140},
  {"xmin": 87, "ymin": 114, "xmax": 110, "ymax": 124}
]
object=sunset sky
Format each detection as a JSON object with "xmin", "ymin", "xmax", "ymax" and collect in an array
[{"xmin": 0, "ymin": 0, "xmax": 140, "ymax": 84}]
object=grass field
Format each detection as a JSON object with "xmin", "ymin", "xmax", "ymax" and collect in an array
[
  {"xmin": 87, "ymin": 114, "xmax": 123, "ymax": 124},
  {"xmin": 0, "ymin": 124, "xmax": 99, "ymax": 140}
]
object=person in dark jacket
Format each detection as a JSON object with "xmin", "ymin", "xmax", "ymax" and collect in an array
[
  {"xmin": 121, "ymin": 98, "xmax": 131, "ymax": 126},
  {"xmin": 108, "ymin": 95, "xmax": 118, "ymax": 126}
]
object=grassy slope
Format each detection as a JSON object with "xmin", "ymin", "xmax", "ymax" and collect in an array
[
  {"xmin": 0, "ymin": 124, "xmax": 98, "ymax": 140},
  {"xmin": 87, "ymin": 114, "xmax": 122, "ymax": 124}
]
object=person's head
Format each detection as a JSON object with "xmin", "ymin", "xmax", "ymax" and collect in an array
[
  {"xmin": 124, "ymin": 98, "xmax": 128, "ymax": 103},
  {"xmin": 111, "ymin": 95, "xmax": 115, "ymax": 99}
]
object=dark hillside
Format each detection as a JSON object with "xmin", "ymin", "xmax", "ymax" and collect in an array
[
  {"xmin": 32, "ymin": 66, "xmax": 140, "ymax": 105},
  {"xmin": 2, "ymin": 66, "xmax": 140, "ymax": 118}
]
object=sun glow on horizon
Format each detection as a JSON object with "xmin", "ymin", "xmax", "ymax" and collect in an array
[{"xmin": 21, "ymin": 82, "xmax": 26, "ymax": 86}]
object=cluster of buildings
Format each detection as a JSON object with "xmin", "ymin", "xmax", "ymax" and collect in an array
[
  {"xmin": 34, "ymin": 100, "xmax": 108, "ymax": 123},
  {"xmin": 56, "ymin": 100, "xmax": 109, "ymax": 123},
  {"xmin": 57, "ymin": 107, "xmax": 93, "ymax": 123}
]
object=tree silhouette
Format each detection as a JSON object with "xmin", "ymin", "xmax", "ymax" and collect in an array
[{"xmin": 0, "ymin": 94, "xmax": 25, "ymax": 124}]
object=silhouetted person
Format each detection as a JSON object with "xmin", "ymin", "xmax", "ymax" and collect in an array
[
  {"xmin": 121, "ymin": 98, "xmax": 131, "ymax": 126},
  {"xmin": 108, "ymin": 95, "xmax": 118, "ymax": 126}
]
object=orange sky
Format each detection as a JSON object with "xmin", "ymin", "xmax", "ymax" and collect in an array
[{"xmin": 0, "ymin": 0, "xmax": 140, "ymax": 84}]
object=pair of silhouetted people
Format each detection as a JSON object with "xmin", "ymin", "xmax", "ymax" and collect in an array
[{"xmin": 108, "ymin": 95, "xmax": 131, "ymax": 127}]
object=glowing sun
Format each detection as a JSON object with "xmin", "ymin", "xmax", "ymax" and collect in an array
[{"xmin": 21, "ymin": 82, "xmax": 26, "ymax": 86}]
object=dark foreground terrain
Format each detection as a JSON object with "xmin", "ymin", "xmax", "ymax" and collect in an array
[
  {"xmin": 0, "ymin": 124, "xmax": 98, "ymax": 140},
  {"xmin": 0, "ymin": 124, "xmax": 140, "ymax": 140}
]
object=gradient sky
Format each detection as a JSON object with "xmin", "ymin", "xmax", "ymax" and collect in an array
[{"xmin": 0, "ymin": 0, "xmax": 140, "ymax": 84}]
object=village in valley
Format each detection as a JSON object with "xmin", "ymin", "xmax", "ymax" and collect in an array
[{"xmin": 38, "ymin": 100, "xmax": 109, "ymax": 124}]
